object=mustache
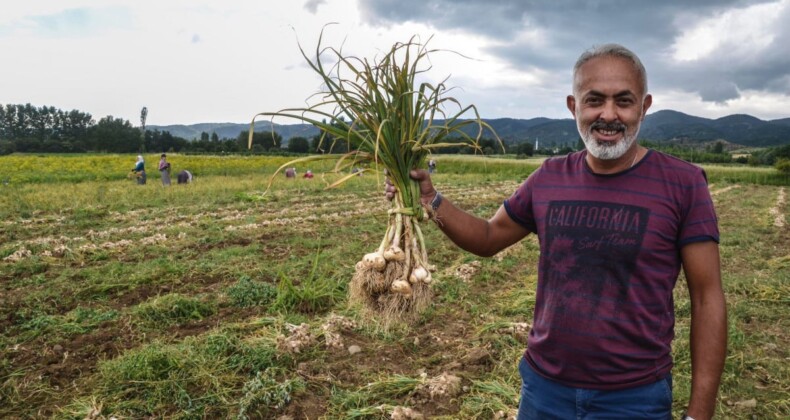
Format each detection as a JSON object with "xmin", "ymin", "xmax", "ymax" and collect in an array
[{"xmin": 590, "ymin": 120, "xmax": 627, "ymax": 131}]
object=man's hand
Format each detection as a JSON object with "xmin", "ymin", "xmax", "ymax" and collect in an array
[
  {"xmin": 384, "ymin": 169, "xmax": 437, "ymax": 205},
  {"xmin": 408, "ymin": 169, "xmax": 438, "ymax": 207}
]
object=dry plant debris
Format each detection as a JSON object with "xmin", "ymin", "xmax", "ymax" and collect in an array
[
  {"xmin": 421, "ymin": 372, "xmax": 462, "ymax": 400},
  {"xmin": 390, "ymin": 406, "xmax": 424, "ymax": 419},
  {"xmin": 276, "ymin": 323, "xmax": 315, "ymax": 354},
  {"xmin": 453, "ymin": 260, "xmax": 482, "ymax": 282},
  {"xmin": 769, "ymin": 187, "xmax": 786, "ymax": 228},
  {"xmin": 321, "ymin": 314, "xmax": 357, "ymax": 350}
]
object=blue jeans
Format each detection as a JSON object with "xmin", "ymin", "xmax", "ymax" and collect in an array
[{"xmin": 517, "ymin": 356, "xmax": 673, "ymax": 419}]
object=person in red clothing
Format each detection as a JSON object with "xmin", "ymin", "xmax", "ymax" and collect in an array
[
  {"xmin": 303, "ymin": 169, "xmax": 314, "ymax": 179},
  {"xmin": 387, "ymin": 44, "xmax": 726, "ymax": 420}
]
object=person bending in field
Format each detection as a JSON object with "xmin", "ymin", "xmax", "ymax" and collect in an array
[
  {"xmin": 387, "ymin": 44, "xmax": 726, "ymax": 420},
  {"xmin": 177, "ymin": 170, "xmax": 193, "ymax": 184},
  {"xmin": 132, "ymin": 155, "xmax": 146, "ymax": 185},
  {"xmin": 285, "ymin": 167, "xmax": 297, "ymax": 178}
]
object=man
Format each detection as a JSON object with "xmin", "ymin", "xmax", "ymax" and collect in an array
[{"xmin": 390, "ymin": 44, "xmax": 726, "ymax": 419}]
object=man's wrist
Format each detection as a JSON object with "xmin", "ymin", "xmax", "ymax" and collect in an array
[
  {"xmin": 422, "ymin": 190, "xmax": 443, "ymax": 220},
  {"xmin": 421, "ymin": 190, "xmax": 437, "ymax": 206}
]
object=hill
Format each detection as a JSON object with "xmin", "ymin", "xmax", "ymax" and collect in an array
[{"xmin": 149, "ymin": 110, "xmax": 790, "ymax": 148}]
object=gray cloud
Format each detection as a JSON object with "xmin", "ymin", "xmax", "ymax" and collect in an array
[
  {"xmin": 357, "ymin": 0, "xmax": 790, "ymax": 107},
  {"xmin": 304, "ymin": 0, "xmax": 327, "ymax": 14}
]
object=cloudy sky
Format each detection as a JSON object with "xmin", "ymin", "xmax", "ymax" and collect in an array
[{"xmin": 2, "ymin": 0, "xmax": 789, "ymax": 126}]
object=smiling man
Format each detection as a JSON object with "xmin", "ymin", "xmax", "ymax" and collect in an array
[
  {"xmin": 392, "ymin": 43, "xmax": 727, "ymax": 419},
  {"xmin": 569, "ymin": 47, "xmax": 652, "ymax": 169}
]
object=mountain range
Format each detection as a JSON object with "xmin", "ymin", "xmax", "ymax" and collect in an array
[{"xmin": 149, "ymin": 110, "xmax": 790, "ymax": 148}]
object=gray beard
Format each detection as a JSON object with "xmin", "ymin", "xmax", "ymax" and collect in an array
[{"xmin": 578, "ymin": 123, "xmax": 640, "ymax": 160}]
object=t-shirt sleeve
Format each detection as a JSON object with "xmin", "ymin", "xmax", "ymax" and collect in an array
[
  {"xmin": 503, "ymin": 169, "xmax": 540, "ymax": 233},
  {"xmin": 679, "ymin": 168, "xmax": 719, "ymax": 246}
]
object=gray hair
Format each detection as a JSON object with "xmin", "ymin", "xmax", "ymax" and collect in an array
[{"xmin": 573, "ymin": 43, "xmax": 648, "ymax": 96}]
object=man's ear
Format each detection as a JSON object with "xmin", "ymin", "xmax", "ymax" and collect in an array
[
  {"xmin": 566, "ymin": 95, "xmax": 577, "ymax": 118},
  {"xmin": 641, "ymin": 94, "xmax": 653, "ymax": 120}
]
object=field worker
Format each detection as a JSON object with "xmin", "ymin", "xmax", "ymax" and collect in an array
[
  {"xmin": 132, "ymin": 155, "xmax": 146, "ymax": 185},
  {"xmin": 177, "ymin": 170, "xmax": 193, "ymax": 184},
  {"xmin": 158, "ymin": 153, "xmax": 171, "ymax": 186},
  {"xmin": 387, "ymin": 44, "xmax": 726, "ymax": 420},
  {"xmin": 428, "ymin": 158, "xmax": 437, "ymax": 173},
  {"xmin": 304, "ymin": 169, "xmax": 314, "ymax": 179},
  {"xmin": 285, "ymin": 167, "xmax": 297, "ymax": 178}
]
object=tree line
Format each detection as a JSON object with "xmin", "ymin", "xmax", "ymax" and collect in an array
[
  {"xmin": 2, "ymin": 103, "xmax": 788, "ymax": 172},
  {"xmin": 0, "ymin": 103, "xmax": 517, "ymax": 156},
  {"xmin": 0, "ymin": 103, "xmax": 291, "ymax": 155}
]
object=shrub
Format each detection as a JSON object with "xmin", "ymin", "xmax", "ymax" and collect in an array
[{"xmin": 776, "ymin": 158, "xmax": 790, "ymax": 174}]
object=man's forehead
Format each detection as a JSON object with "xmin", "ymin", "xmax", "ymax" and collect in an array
[{"xmin": 574, "ymin": 56, "xmax": 643, "ymax": 93}]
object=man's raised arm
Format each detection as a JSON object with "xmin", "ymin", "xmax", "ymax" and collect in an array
[{"xmin": 402, "ymin": 169, "xmax": 530, "ymax": 257}]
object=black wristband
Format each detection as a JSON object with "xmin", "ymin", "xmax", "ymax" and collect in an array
[{"xmin": 430, "ymin": 191, "xmax": 443, "ymax": 212}]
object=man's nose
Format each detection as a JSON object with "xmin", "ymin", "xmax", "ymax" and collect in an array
[{"xmin": 599, "ymin": 100, "xmax": 618, "ymax": 121}]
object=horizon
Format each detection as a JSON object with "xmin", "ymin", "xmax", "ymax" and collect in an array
[{"xmin": 144, "ymin": 109, "xmax": 790, "ymax": 128}]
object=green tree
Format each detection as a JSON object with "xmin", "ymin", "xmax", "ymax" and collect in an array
[
  {"xmin": 0, "ymin": 104, "xmax": 94, "ymax": 152},
  {"xmin": 516, "ymin": 141, "xmax": 534, "ymax": 157},
  {"xmin": 145, "ymin": 130, "xmax": 188, "ymax": 153},
  {"xmin": 239, "ymin": 130, "xmax": 281, "ymax": 152},
  {"xmin": 0, "ymin": 139, "xmax": 15, "ymax": 155},
  {"xmin": 287, "ymin": 136, "xmax": 310, "ymax": 153},
  {"xmin": 88, "ymin": 116, "xmax": 142, "ymax": 153}
]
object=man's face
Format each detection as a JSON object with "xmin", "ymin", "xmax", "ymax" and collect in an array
[{"xmin": 567, "ymin": 56, "xmax": 652, "ymax": 161}]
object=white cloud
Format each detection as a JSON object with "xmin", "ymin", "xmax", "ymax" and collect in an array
[{"xmin": 671, "ymin": 0, "xmax": 785, "ymax": 62}]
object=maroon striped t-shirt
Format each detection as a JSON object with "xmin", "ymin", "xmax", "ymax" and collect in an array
[{"xmin": 503, "ymin": 149, "xmax": 719, "ymax": 390}]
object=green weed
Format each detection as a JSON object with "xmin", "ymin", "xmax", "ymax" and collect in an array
[
  {"xmin": 236, "ymin": 368, "xmax": 305, "ymax": 419},
  {"xmin": 92, "ymin": 329, "xmax": 286, "ymax": 417},
  {"xmin": 226, "ymin": 275, "xmax": 277, "ymax": 308},
  {"xmin": 271, "ymin": 244, "xmax": 345, "ymax": 314},
  {"xmin": 458, "ymin": 379, "xmax": 519, "ymax": 418},
  {"xmin": 134, "ymin": 294, "xmax": 216, "ymax": 326}
]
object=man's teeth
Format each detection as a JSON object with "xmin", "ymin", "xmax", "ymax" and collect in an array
[{"xmin": 597, "ymin": 129, "xmax": 619, "ymax": 135}]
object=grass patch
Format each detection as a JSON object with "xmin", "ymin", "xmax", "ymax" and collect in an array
[
  {"xmin": 84, "ymin": 329, "xmax": 288, "ymax": 417},
  {"xmin": 134, "ymin": 294, "xmax": 216, "ymax": 326},
  {"xmin": 227, "ymin": 275, "xmax": 278, "ymax": 308}
]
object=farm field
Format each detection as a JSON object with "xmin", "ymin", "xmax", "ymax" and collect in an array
[{"xmin": 1, "ymin": 154, "xmax": 788, "ymax": 419}]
